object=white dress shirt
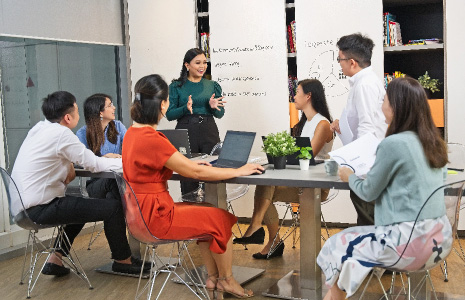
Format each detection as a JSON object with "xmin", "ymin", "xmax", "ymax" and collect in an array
[
  {"xmin": 11, "ymin": 120, "xmax": 122, "ymax": 214},
  {"xmin": 340, "ymin": 66, "xmax": 387, "ymax": 144}
]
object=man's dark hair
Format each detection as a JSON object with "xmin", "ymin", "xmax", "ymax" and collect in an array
[
  {"xmin": 41, "ymin": 91, "xmax": 76, "ymax": 123},
  {"xmin": 336, "ymin": 33, "xmax": 374, "ymax": 68}
]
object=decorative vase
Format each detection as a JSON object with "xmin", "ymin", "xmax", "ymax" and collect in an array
[
  {"xmin": 273, "ymin": 156, "xmax": 286, "ymax": 169},
  {"xmin": 299, "ymin": 159, "xmax": 310, "ymax": 170}
]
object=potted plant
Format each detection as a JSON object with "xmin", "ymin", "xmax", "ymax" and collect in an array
[
  {"xmin": 297, "ymin": 146, "xmax": 312, "ymax": 170},
  {"xmin": 418, "ymin": 71, "xmax": 440, "ymax": 98},
  {"xmin": 262, "ymin": 131, "xmax": 298, "ymax": 169}
]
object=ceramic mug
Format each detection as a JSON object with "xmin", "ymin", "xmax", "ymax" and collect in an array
[{"xmin": 324, "ymin": 159, "xmax": 338, "ymax": 176}]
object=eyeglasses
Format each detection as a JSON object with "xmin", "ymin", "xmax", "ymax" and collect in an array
[
  {"xmin": 105, "ymin": 103, "xmax": 115, "ymax": 109},
  {"xmin": 337, "ymin": 57, "xmax": 351, "ymax": 63}
]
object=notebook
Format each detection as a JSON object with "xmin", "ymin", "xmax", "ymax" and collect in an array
[
  {"xmin": 159, "ymin": 129, "xmax": 202, "ymax": 158},
  {"xmin": 261, "ymin": 136, "xmax": 323, "ymax": 166},
  {"xmin": 211, "ymin": 130, "xmax": 256, "ymax": 168}
]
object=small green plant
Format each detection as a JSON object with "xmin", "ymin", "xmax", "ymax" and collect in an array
[
  {"xmin": 418, "ymin": 71, "xmax": 440, "ymax": 93},
  {"xmin": 262, "ymin": 131, "xmax": 298, "ymax": 157},
  {"xmin": 297, "ymin": 146, "xmax": 313, "ymax": 160}
]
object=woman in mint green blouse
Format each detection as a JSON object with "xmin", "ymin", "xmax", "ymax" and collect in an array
[
  {"xmin": 167, "ymin": 48, "xmax": 226, "ymax": 195},
  {"xmin": 317, "ymin": 77, "xmax": 450, "ymax": 300}
]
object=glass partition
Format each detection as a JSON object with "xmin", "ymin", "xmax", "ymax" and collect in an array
[{"xmin": 0, "ymin": 37, "xmax": 127, "ymax": 230}]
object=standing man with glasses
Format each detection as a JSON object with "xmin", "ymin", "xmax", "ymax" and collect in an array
[{"xmin": 330, "ymin": 33, "xmax": 388, "ymax": 226}]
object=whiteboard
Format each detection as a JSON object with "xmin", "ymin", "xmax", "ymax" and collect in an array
[
  {"xmin": 209, "ymin": 0, "xmax": 289, "ymax": 156},
  {"xmin": 128, "ymin": 0, "xmax": 197, "ymax": 131},
  {"xmin": 295, "ymin": 0, "xmax": 384, "ymax": 147}
]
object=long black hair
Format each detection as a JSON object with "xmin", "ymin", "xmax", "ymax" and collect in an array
[
  {"xmin": 173, "ymin": 48, "xmax": 206, "ymax": 87},
  {"xmin": 83, "ymin": 93, "xmax": 118, "ymax": 155},
  {"xmin": 292, "ymin": 79, "xmax": 332, "ymax": 137}
]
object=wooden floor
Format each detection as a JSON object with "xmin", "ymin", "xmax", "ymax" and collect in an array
[{"xmin": 1, "ymin": 225, "xmax": 464, "ymax": 300}]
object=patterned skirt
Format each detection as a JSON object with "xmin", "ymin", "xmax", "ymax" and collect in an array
[{"xmin": 317, "ymin": 215, "xmax": 452, "ymax": 297}]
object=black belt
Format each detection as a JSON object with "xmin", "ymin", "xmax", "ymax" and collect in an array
[{"xmin": 178, "ymin": 114, "xmax": 213, "ymax": 124}]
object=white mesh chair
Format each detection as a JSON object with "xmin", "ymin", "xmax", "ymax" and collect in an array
[
  {"xmin": 113, "ymin": 171, "xmax": 212, "ymax": 300},
  {"xmin": 1, "ymin": 167, "xmax": 93, "ymax": 298},
  {"xmin": 358, "ymin": 180, "xmax": 465, "ymax": 300}
]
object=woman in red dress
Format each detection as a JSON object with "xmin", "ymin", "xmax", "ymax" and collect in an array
[{"xmin": 123, "ymin": 74, "xmax": 264, "ymax": 299}]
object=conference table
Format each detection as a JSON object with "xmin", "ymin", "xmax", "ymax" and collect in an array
[{"xmin": 76, "ymin": 163, "xmax": 348, "ymax": 300}]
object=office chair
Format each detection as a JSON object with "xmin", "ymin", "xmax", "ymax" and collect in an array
[
  {"xmin": 0, "ymin": 167, "xmax": 93, "ymax": 298},
  {"xmin": 75, "ymin": 176, "xmax": 104, "ymax": 250},
  {"xmin": 112, "ymin": 171, "xmax": 212, "ymax": 300},
  {"xmin": 441, "ymin": 143, "xmax": 465, "ymax": 282},
  {"xmin": 358, "ymin": 180, "xmax": 465, "ymax": 300},
  {"xmin": 265, "ymin": 188, "xmax": 338, "ymax": 258}
]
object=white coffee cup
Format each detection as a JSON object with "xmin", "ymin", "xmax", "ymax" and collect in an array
[{"xmin": 324, "ymin": 159, "xmax": 338, "ymax": 176}]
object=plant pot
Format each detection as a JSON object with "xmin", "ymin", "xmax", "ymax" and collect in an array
[
  {"xmin": 273, "ymin": 156, "xmax": 286, "ymax": 169},
  {"xmin": 299, "ymin": 159, "xmax": 310, "ymax": 170}
]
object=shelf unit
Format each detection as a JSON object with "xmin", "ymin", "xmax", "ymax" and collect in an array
[
  {"xmin": 196, "ymin": 0, "xmax": 211, "ymax": 78},
  {"xmin": 383, "ymin": 0, "xmax": 444, "ymax": 100}
]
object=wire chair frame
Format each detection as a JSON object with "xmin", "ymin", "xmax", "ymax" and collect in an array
[
  {"xmin": 266, "ymin": 188, "xmax": 339, "ymax": 258},
  {"xmin": 0, "ymin": 167, "xmax": 93, "ymax": 298},
  {"xmin": 358, "ymin": 180, "xmax": 465, "ymax": 300},
  {"xmin": 112, "ymin": 171, "xmax": 212, "ymax": 300}
]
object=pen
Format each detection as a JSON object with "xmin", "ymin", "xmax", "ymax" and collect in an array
[{"xmin": 447, "ymin": 167, "xmax": 464, "ymax": 172}]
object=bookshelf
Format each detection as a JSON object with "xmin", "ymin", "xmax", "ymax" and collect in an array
[
  {"xmin": 383, "ymin": 0, "xmax": 445, "ymax": 133},
  {"xmin": 383, "ymin": 0, "xmax": 445, "ymax": 101},
  {"xmin": 196, "ymin": 0, "xmax": 211, "ymax": 77},
  {"xmin": 285, "ymin": 0, "xmax": 298, "ymax": 128}
]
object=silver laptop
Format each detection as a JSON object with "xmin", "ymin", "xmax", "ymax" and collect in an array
[{"xmin": 211, "ymin": 130, "xmax": 256, "ymax": 168}]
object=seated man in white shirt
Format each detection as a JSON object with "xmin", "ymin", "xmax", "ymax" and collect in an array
[
  {"xmin": 330, "ymin": 33, "xmax": 388, "ymax": 226},
  {"xmin": 11, "ymin": 91, "xmax": 149, "ymax": 276}
]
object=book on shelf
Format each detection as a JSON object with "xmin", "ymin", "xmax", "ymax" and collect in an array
[
  {"xmin": 383, "ymin": 12, "xmax": 402, "ymax": 46},
  {"xmin": 287, "ymin": 20, "xmax": 296, "ymax": 53},
  {"xmin": 200, "ymin": 32, "xmax": 210, "ymax": 58},
  {"xmin": 384, "ymin": 71, "xmax": 406, "ymax": 89},
  {"xmin": 407, "ymin": 38, "xmax": 443, "ymax": 45},
  {"xmin": 288, "ymin": 75, "xmax": 298, "ymax": 102}
]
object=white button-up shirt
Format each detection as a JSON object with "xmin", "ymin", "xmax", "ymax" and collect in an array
[
  {"xmin": 11, "ymin": 120, "xmax": 122, "ymax": 215},
  {"xmin": 340, "ymin": 66, "xmax": 388, "ymax": 144}
]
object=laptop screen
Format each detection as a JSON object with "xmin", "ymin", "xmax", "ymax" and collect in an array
[{"xmin": 216, "ymin": 131, "xmax": 256, "ymax": 167}]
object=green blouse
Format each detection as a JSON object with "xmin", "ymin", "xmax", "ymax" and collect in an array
[{"xmin": 167, "ymin": 78, "xmax": 224, "ymax": 121}]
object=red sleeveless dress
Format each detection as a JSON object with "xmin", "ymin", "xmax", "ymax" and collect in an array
[{"xmin": 122, "ymin": 126, "xmax": 236, "ymax": 254}]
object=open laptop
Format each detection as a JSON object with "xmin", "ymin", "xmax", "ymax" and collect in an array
[
  {"xmin": 159, "ymin": 129, "xmax": 203, "ymax": 158},
  {"xmin": 261, "ymin": 136, "xmax": 323, "ymax": 166},
  {"xmin": 211, "ymin": 130, "xmax": 256, "ymax": 168}
]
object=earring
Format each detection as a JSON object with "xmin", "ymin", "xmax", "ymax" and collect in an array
[
  {"xmin": 100, "ymin": 116, "xmax": 103, "ymax": 121},
  {"xmin": 162, "ymin": 106, "xmax": 165, "ymax": 109},
  {"xmin": 187, "ymin": 68, "xmax": 189, "ymax": 72}
]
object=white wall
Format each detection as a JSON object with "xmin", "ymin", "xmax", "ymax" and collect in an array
[
  {"xmin": 445, "ymin": 0, "xmax": 465, "ymax": 230},
  {"xmin": 0, "ymin": 0, "xmax": 123, "ymax": 45},
  {"xmin": 127, "ymin": 0, "xmax": 196, "ymax": 113}
]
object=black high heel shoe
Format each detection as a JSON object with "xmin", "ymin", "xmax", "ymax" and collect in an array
[
  {"xmin": 252, "ymin": 242, "xmax": 285, "ymax": 259},
  {"xmin": 233, "ymin": 227, "xmax": 265, "ymax": 245}
]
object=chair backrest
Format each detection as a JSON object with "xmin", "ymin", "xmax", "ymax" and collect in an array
[
  {"xmin": 112, "ymin": 171, "xmax": 162, "ymax": 244},
  {"xmin": 210, "ymin": 141, "xmax": 223, "ymax": 156},
  {"xmin": 387, "ymin": 180, "xmax": 465, "ymax": 272},
  {"xmin": 0, "ymin": 167, "xmax": 45, "ymax": 231}
]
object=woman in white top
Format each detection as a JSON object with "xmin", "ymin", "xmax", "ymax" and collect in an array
[{"xmin": 233, "ymin": 79, "xmax": 334, "ymax": 259}]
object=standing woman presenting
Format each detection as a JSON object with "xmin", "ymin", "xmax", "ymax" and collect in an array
[
  {"xmin": 76, "ymin": 94, "xmax": 126, "ymax": 200},
  {"xmin": 167, "ymin": 48, "xmax": 226, "ymax": 195}
]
